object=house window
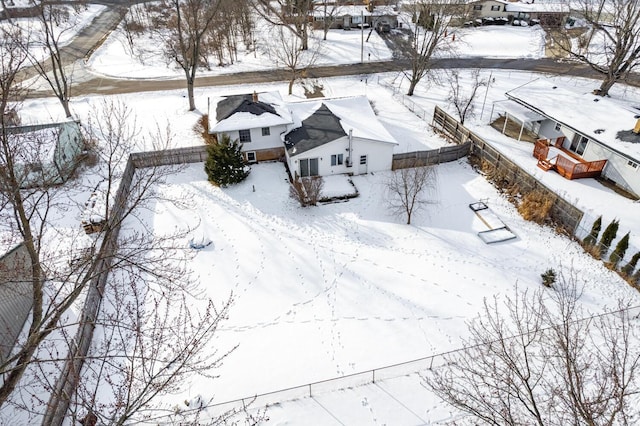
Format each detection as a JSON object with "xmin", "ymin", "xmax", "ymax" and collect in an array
[
  {"xmin": 473, "ymin": 4, "xmax": 482, "ymax": 10},
  {"xmin": 300, "ymin": 158, "xmax": 319, "ymax": 177},
  {"xmin": 239, "ymin": 129, "xmax": 252, "ymax": 143},
  {"xmin": 569, "ymin": 134, "xmax": 588, "ymax": 156},
  {"xmin": 331, "ymin": 154, "xmax": 344, "ymax": 166},
  {"xmin": 628, "ymin": 160, "xmax": 639, "ymax": 170},
  {"xmin": 246, "ymin": 151, "xmax": 256, "ymax": 163},
  {"xmin": 554, "ymin": 122, "xmax": 561, "ymax": 132},
  {"xmin": 490, "ymin": 5, "xmax": 501, "ymax": 11},
  {"xmin": 261, "ymin": 127, "xmax": 270, "ymax": 136}
]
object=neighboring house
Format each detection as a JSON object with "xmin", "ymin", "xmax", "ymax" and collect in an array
[
  {"xmin": 5, "ymin": 120, "xmax": 84, "ymax": 188},
  {"xmin": 209, "ymin": 91, "xmax": 293, "ymax": 163},
  {"xmin": 467, "ymin": 0, "xmax": 567, "ymax": 25},
  {"xmin": 503, "ymin": 78, "xmax": 640, "ymax": 197},
  {"xmin": 311, "ymin": 4, "xmax": 398, "ymax": 30},
  {"xmin": 0, "ymin": 243, "xmax": 32, "ymax": 365},
  {"xmin": 284, "ymin": 96, "xmax": 398, "ymax": 177}
]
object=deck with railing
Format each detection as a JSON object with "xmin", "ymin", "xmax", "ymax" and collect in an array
[{"xmin": 533, "ymin": 139, "xmax": 607, "ymax": 179}]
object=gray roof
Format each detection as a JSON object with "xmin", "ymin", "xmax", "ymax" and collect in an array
[
  {"xmin": 284, "ymin": 104, "xmax": 346, "ymax": 155},
  {"xmin": 216, "ymin": 94, "xmax": 278, "ymax": 122},
  {"xmin": 0, "ymin": 243, "xmax": 32, "ymax": 364}
]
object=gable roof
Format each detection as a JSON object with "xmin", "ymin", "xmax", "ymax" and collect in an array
[
  {"xmin": 211, "ymin": 92, "xmax": 293, "ymax": 133},
  {"xmin": 285, "ymin": 104, "xmax": 346, "ymax": 155},
  {"xmin": 505, "ymin": 78, "xmax": 640, "ymax": 161},
  {"xmin": 216, "ymin": 94, "xmax": 277, "ymax": 122},
  {"xmin": 284, "ymin": 96, "xmax": 398, "ymax": 156}
]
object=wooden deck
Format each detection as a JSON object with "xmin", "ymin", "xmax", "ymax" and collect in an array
[{"xmin": 533, "ymin": 139, "xmax": 606, "ymax": 180}]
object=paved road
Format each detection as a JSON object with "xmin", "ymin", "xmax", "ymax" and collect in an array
[
  {"xmin": 56, "ymin": 57, "xmax": 639, "ymax": 98},
  {"xmin": 22, "ymin": 5, "xmax": 640, "ymax": 97},
  {"xmin": 16, "ymin": 5, "xmax": 127, "ymax": 84}
]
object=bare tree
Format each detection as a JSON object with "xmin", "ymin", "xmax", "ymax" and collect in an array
[
  {"xmin": 386, "ymin": 162, "xmax": 437, "ymax": 224},
  {"xmin": 546, "ymin": 0, "xmax": 640, "ymax": 96},
  {"xmin": 71, "ymin": 271, "xmax": 235, "ymax": 424},
  {"xmin": 426, "ymin": 273, "xmax": 640, "ymax": 425},
  {"xmin": 0, "ymin": 96, "xmax": 194, "ymax": 420},
  {"xmin": 265, "ymin": 26, "xmax": 321, "ymax": 95},
  {"xmin": 403, "ymin": 0, "xmax": 453, "ymax": 96},
  {"xmin": 254, "ymin": 0, "xmax": 313, "ymax": 50},
  {"xmin": 163, "ymin": 0, "xmax": 222, "ymax": 111},
  {"xmin": 17, "ymin": 3, "xmax": 78, "ymax": 117},
  {"xmin": 446, "ymin": 69, "xmax": 487, "ymax": 125},
  {"xmin": 316, "ymin": 0, "xmax": 339, "ymax": 41},
  {"xmin": 290, "ymin": 175, "xmax": 324, "ymax": 206}
]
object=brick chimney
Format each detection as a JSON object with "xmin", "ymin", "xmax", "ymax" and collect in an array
[{"xmin": 252, "ymin": 91, "xmax": 258, "ymax": 102}]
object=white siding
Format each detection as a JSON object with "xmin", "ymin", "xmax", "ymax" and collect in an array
[
  {"xmin": 287, "ymin": 136, "xmax": 395, "ymax": 177},
  {"xmin": 538, "ymin": 119, "xmax": 564, "ymax": 141},
  {"xmin": 218, "ymin": 124, "xmax": 288, "ymax": 152},
  {"xmin": 585, "ymin": 142, "xmax": 640, "ymax": 197}
]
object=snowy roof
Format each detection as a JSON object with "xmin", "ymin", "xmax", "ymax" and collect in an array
[
  {"xmin": 312, "ymin": 5, "xmax": 372, "ymax": 17},
  {"xmin": 284, "ymin": 96, "xmax": 398, "ymax": 156},
  {"xmin": 3, "ymin": 123, "xmax": 63, "ymax": 165},
  {"xmin": 499, "ymin": 99, "xmax": 546, "ymax": 123},
  {"xmin": 310, "ymin": 5, "xmax": 396, "ymax": 17},
  {"xmin": 505, "ymin": 78, "xmax": 640, "ymax": 161},
  {"xmin": 211, "ymin": 91, "xmax": 293, "ymax": 133},
  {"xmin": 506, "ymin": 2, "xmax": 568, "ymax": 13}
]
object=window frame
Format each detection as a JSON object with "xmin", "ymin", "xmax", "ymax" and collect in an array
[
  {"xmin": 300, "ymin": 158, "xmax": 319, "ymax": 177},
  {"xmin": 246, "ymin": 151, "xmax": 257, "ymax": 163},
  {"xmin": 238, "ymin": 129, "xmax": 252, "ymax": 143},
  {"xmin": 490, "ymin": 5, "xmax": 501, "ymax": 11},
  {"xmin": 331, "ymin": 154, "xmax": 344, "ymax": 166},
  {"xmin": 261, "ymin": 127, "xmax": 270, "ymax": 136}
]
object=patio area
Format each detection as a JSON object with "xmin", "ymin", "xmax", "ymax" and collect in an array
[{"xmin": 533, "ymin": 138, "xmax": 607, "ymax": 179}]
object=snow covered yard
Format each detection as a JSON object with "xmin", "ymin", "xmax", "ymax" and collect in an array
[{"xmin": 128, "ymin": 160, "xmax": 639, "ymax": 416}]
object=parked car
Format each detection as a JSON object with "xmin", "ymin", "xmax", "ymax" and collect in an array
[{"xmin": 375, "ymin": 21, "xmax": 391, "ymax": 33}]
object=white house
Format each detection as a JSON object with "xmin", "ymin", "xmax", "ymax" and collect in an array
[
  {"xmin": 504, "ymin": 78, "xmax": 640, "ymax": 197},
  {"xmin": 466, "ymin": 0, "xmax": 568, "ymax": 25},
  {"xmin": 283, "ymin": 96, "xmax": 398, "ymax": 178},
  {"xmin": 208, "ymin": 91, "xmax": 294, "ymax": 163}
]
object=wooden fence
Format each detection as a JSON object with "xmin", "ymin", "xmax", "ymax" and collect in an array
[
  {"xmin": 392, "ymin": 143, "xmax": 470, "ymax": 169},
  {"xmin": 43, "ymin": 114, "xmax": 587, "ymax": 422},
  {"xmin": 43, "ymin": 144, "xmax": 217, "ymax": 424},
  {"xmin": 432, "ymin": 106, "xmax": 584, "ymax": 235}
]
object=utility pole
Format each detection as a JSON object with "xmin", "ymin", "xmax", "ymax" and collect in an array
[
  {"xmin": 361, "ymin": 10, "xmax": 364, "ymax": 63},
  {"xmin": 480, "ymin": 71, "xmax": 492, "ymax": 121}
]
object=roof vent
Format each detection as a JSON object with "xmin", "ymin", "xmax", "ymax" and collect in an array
[
  {"xmin": 593, "ymin": 98, "xmax": 600, "ymax": 102},
  {"xmin": 252, "ymin": 91, "xmax": 258, "ymax": 103},
  {"xmin": 594, "ymin": 129, "xmax": 605, "ymax": 134},
  {"xmin": 552, "ymin": 86, "xmax": 557, "ymax": 89}
]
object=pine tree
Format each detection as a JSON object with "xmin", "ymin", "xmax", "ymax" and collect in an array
[
  {"xmin": 609, "ymin": 232, "xmax": 630, "ymax": 267},
  {"xmin": 621, "ymin": 251, "xmax": 640, "ymax": 276},
  {"xmin": 583, "ymin": 216, "xmax": 601, "ymax": 247},
  {"xmin": 204, "ymin": 134, "xmax": 250, "ymax": 187},
  {"xmin": 598, "ymin": 219, "xmax": 619, "ymax": 257}
]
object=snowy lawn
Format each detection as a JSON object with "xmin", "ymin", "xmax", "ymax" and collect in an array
[
  {"xmin": 87, "ymin": 13, "xmax": 548, "ymax": 80},
  {"xmin": 131, "ymin": 160, "xmax": 638, "ymax": 410}
]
